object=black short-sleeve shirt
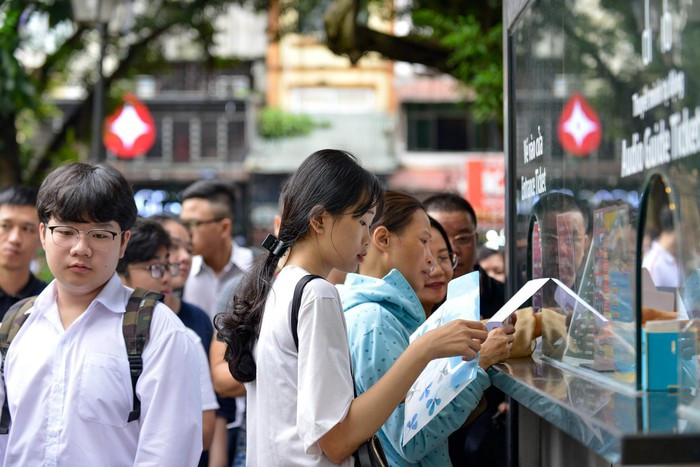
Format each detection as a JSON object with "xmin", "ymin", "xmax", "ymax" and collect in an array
[{"xmin": 0, "ymin": 273, "xmax": 48, "ymax": 321}]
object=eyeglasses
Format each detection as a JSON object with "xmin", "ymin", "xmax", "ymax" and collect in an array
[
  {"xmin": 128, "ymin": 263, "xmax": 180, "ymax": 279},
  {"xmin": 182, "ymin": 217, "xmax": 225, "ymax": 230},
  {"xmin": 47, "ymin": 225, "xmax": 122, "ymax": 250},
  {"xmin": 437, "ymin": 252, "xmax": 459, "ymax": 271},
  {"xmin": 452, "ymin": 232, "xmax": 476, "ymax": 248},
  {"xmin": 541, "ymin": 233, "xmax": 585, "ymax": 246}
]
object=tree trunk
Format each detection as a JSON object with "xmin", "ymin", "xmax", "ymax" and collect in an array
[{"xmin": 0, "ymin": 113, "xmax": 22, "ymax": 186}]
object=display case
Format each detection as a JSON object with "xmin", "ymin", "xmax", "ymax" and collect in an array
[{"xmin": 501, "ymin": 0, "xmax": 700, "ymax": 464}]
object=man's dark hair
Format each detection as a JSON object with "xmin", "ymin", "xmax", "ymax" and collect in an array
[
  {"xmin": 532, "ymin": 192, "xmax": 589, "ymax": 231},
  {"xmin": 37, "ymin": 163, "xmax": 137, "ymax": 230},
  {"xmin": 180, "ymin": 180, "xmax": 237, "ymax": 219},
  {"xmin": 423, "ymin": 193, "xmax": 478, "ymax": 229},
  {"xmin": 117, "ymin": 217, "xmax": 172, "ymax": 276},
  {"xmin": 0, "ymin": 185, "xmax": 38, "ymax": 208}
]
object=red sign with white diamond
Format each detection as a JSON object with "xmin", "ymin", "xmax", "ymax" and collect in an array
[
  {"xmin": 557, "ymin": 93, "xmax": 601, "ymax": 157},
  {"xmin": 103, "ymin": 94, "xmax": 156, "ymax": 159}
]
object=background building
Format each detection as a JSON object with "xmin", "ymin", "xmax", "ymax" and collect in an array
[{"xmin": 39, "ymin": 2, "xmax": 505, "ymax": 244}]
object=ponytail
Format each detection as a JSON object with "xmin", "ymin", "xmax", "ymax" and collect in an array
[
  {"xmin": 215, "ymin": 149, "xmax": 384, "ymax": 382},
  {"xmin": 215, "ymin": 249, "xmax": 283, "ymax": 382}
]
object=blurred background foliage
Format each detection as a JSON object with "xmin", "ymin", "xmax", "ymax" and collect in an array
[{"xmin": 0, "ymin": 0, "xmax": 503, "ymax": 186}]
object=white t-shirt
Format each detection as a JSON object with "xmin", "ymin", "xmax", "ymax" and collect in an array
[
  {"xmin": 245, "ymin": 266, "xmax": 354, "ymax": 466},
  {"xmin": 185, "ymin": 328, "xmax": 219, "ymax": 412},
  {"xmin": 642, "ymin": 240, "xmax": 682, "ymax": 288},
  {"xmin": 184, "ymin": 246, "xmax": 253, "ymax": 321}
]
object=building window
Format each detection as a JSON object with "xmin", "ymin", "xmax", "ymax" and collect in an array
[
  {"xmin": 201, "ymin": 118, "xmax": 219, "ymax": 159},
  {"xmin": 228, "ymin": 120, "xmax": 246, "ymax": 162},
  {"xmin": 173, "ymin": 121, "xmax": 190, "ymax": 162},
  {"xmin": 404, "ymin": 103, "xmax": 503, "ymax": 152},
  {"xmin": 145, "ymin": 119, "xmax": 163, "ymax": 160}
]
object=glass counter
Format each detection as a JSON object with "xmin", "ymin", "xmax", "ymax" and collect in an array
[
  {"xmin": 503, "ymin": 0, "xmax": 700, "ymax": 462},
  {"xmin": 492, "ymin": 348, "xmax": 700, "ymax": 464},
  {"xmin": 506, "ymin": 0, "xmax": 700, "ymax": 393}
]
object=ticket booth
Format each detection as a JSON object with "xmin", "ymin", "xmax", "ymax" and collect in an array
[{"xmin": 499, "ymin": 0, "xmax": 700, "ymax": 464}]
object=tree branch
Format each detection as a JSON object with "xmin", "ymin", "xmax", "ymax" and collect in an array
[{"xmin": 324, "ymin": 0, "xmax": 453, "ymax": 72}]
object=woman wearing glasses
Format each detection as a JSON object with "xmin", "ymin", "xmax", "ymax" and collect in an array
[{"xmin": 417, "ymin": 217, "xmax": 458, "ymax": 318}]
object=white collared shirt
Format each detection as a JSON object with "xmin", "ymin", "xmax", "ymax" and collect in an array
[
  {"xmin": 183, "ymin": 243, "xmax": 253, "ymax": 321},
  {"xmin": 186, "ymin": 328, "xmax": 219, "ymax": 412},
  {"xmin": 642, "ymin": 240, "xmax": 682, "ymax": 288},
  {"xmin": 0, "ymin": 274, "xmax": 202, "ymax": 467}
]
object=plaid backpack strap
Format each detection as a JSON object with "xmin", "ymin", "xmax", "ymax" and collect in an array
[
  {"xmin": 0, "ymin": 296, "xmax": 37, "ymax": 434},
  {"xmin": 123, "ymin": 288, "xmax": 162, "ymax": 423}
]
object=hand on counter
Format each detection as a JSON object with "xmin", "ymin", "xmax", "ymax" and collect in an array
[
  {"xmin": 641, "ymin": 306, "xmax": 677, "ymax": 324},
  {"xmin": 479, "ymin": 322, "xmax": 515, "ymax": 369}
]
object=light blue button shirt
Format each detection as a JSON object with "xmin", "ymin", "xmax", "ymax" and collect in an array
[{"xmin": 341, "ymin": 269, "xmax": 490, "ymax": 467}]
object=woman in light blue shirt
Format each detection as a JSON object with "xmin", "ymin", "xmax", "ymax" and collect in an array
[{"xmin": 341, "ymin": 191, "xmax": 512, "ymax": 466}]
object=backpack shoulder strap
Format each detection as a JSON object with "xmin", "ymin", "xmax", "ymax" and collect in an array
[
  {"xmin": 291, "ymin": 274, "xmax": 323, "ymax": 351},
  {"xmin": 0, "ymin": 296, "xmax": 37, "ymax": 435},
  {"xmin": 0, "ymin": 297, "xmax": 36, "ymax": 357},
  {"xmin": 123, "ymin": 288, "xmax": 162, "ymax": 423}
]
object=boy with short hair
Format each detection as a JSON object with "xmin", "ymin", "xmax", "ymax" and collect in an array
[
  {"xmin": 116, "ymin": 216, "xmax": 218, "ymax": 456},
  {"xmin": 0, "ymin": 163, "xmax": 201, "ymax": 465},
  {"xmin": 179, "ymin": 180, "xmax": 253, "ymax": 320}
]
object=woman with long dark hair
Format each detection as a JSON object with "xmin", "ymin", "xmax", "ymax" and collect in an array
[{"xmin": 216, "ymin": 150, "xmax": 487, "ymax": 465}]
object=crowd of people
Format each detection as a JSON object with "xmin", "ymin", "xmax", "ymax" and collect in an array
[{"xmin": 0, "ymin": 149, "xmax": 516, "ymax": 466}]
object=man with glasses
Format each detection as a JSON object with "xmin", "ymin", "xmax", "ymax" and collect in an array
[
  {"xmin": 0, "ymin": 186, "xmax": 46, "ymax": 318},
  {"xmin": 179, "ymin": 180, "xmax": 253, "ymax": 467},
  {"xmin": 424, "ymin": 192, "xmax": 507, "ymax": 467},
  {"xmin": 532, "ymin": 192, "xmax": 591, "ymax": 294},
  {"xmin": 179, "ymin": 180, "xmax": 253, "ymax": 322},
  {"xmin": 117, "ymin": 216, "xmax": 219, "ymax": 465},
  {"xmin": 424, "ymin": 193, "xmax": 505, "ymax": 318},
  {"xmin": 0, "ymin": 163, "xmax": 202, "ymax": 465}
]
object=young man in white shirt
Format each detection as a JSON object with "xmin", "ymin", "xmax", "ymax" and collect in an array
[
  {"xmin": 179, "ymin": 180, "xmax": 253, "ymax": 321},
  {"xmin": 642, "ymin": 205, "xmax": 682, "ymax": 288},
  {"xmin": 0, "ymin": 163, "xmax": 202, "ymax": 466}
]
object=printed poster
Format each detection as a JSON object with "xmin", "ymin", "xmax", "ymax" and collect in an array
[{"xmin": 402, "ymin": 271, "xmax": 480, "ymax": 445}]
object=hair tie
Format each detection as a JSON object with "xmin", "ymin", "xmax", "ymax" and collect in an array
[{"xmin": 261, "ymin": 234, "xmax": 287, "ymax": 258}]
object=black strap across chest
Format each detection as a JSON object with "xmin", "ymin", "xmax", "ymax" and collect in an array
[{"xmin": 291, "ymin": 274, "xmax": 323, "ymax": 351}]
